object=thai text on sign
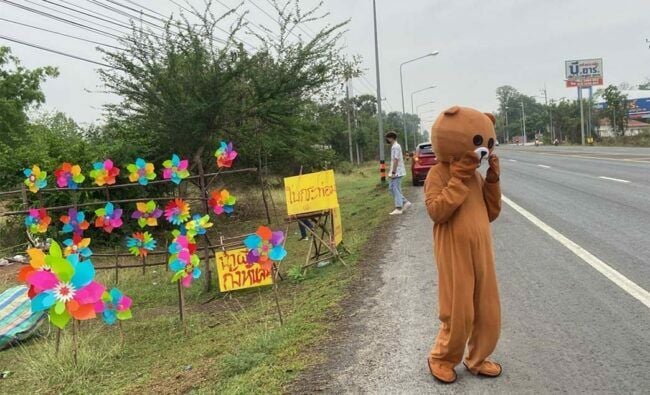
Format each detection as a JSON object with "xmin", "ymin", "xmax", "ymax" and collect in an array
[
  {"xmin": 215, "ymin": 247, "xmax": 273, "ymax": 292},
  {"xmin": 284, "ymin": 170, "xmax": 339, "ymax": 216}
]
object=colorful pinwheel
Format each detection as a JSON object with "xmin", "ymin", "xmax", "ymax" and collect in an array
[
  {"xmin": 94, "ymin": 202, "xmax": 123, "ymax": 233},
  {"xmin": 23, "ymin": 165, "xmax": 47, "ymax": 193},
  {"xmin": 60, "ymin": 208, "xmax": 90, "ymax": 236},
  {"xmin": 131, "ymin": 200, "xmax": 163, "ymax": 228},
  {"xmin": 214, "ymin": 141, "xmax": 237, "ymax": 168},
  {"xmin": 24, "ymin": 241, "xmax": 104, "ymax": 329},
  {"xmin": 89, "ymin": 159, "xmax": 120, "ymax": 186},
  {"xmin": 162, "ymin": 154, "xmax": 189, "ymax": 185},
  {"xmin": 126, "ymin": 232, "xmax": 157, "ymax": 257},
  {"xmin": 164, "ymin": 198, "xmax": 191, "ymax": 225},
  {"xmin": 185, "ymin": 214, "xmax": 213, "ymax": 238},
  {"xmin": 168, "ymin": 233, "xmax": 200, "ymax": 288},
  {"xmin": 94, "ymin": 288, "xmax": 132, "ymax": 325},
  {"xmin": 127, "ymin": 158, "xmax": 156, "ymax": 185},
  {"xmin": 54, "ymin": 163, "xmax": 85, "ymax": 189},
  {"xmin": 63, "ymin": 234, "xmax": 92, "ymax": 258},
  {"xmin": 208, "ymin": 189, "xmax": 236, "ymax": 215},
  {"xmin": 18, "ymin": 248, "xmax": 50, "ymax": 298},
  {"xmin": 25, "ymin": 208, "xmax": 51, "ymax": 234},
  {"xmin": 243, "ymin": 226, "xmax": 287, "ymax": 272}
]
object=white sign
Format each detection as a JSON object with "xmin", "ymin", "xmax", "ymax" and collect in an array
[{"xmin": 565, "ymin": 58, "xmax": 603, "ymax": 87}]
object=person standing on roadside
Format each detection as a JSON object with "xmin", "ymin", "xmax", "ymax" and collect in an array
[{"xmin": 385, "ymin": 131, "xmax": 411, "ymax": 215}]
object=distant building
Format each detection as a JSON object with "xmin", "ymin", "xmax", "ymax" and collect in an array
[{"xmin": 598, "ymin": 118, "xmax": 650, "ymax": 137}]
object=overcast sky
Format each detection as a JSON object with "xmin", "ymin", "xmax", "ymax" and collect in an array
[{"xmin": 2, "ymin": 0, "xmax": 649, "ymax": 131}]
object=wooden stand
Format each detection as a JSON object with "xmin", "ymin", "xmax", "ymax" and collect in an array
[{"xmin": 287, "ymin": 210, "xmax": 348, "ymax": 271}]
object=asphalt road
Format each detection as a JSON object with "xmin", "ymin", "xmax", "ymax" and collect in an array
[{"xmin": 298, "ymin": 146, "xmax": 650, "ymax": 394}]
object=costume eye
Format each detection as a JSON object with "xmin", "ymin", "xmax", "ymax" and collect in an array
[
  {"xmin": 488, "ymin": 138, "xmax": 495, "ymax": 149},
  {"xmin": 473, "ymin": 134, "xmax": 483, "ymax": 146}
]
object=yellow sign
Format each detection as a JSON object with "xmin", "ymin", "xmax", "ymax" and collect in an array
[
  {"xmin": 332, "ymin": 207, "xmax": 343, "ymax": 246},
  {"xmin": 284, "ymin": 170, "xmax": 339, "ymax": 216},
  {"xmin": 215, "ymin": 248, "xmax": 273, "ymax": 292}
]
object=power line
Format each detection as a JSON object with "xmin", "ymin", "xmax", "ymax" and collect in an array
[
  {"xmin": 249, "ymin": 0, "xmax": 301, "ymax": 41},
  {"xmin": 22, "ymin": 0, "xmax": 128, "ymax": 36},
  {"xmin": 123, "ymin": 0, "xmax": 167, "ymax": 18},
  {"xmin": 0, "ymin": 33, "xmax": 117, "ymax": 69},
  {"xmin": 43, "ymin": 0, "xmax": 136, "ymax": 33},
  {"xmin": 0, "ymin": 16, "xmax": 125, "ymax": 50},
  {"xmin": 105, "ymin": 0, "xmax": 169, "ymax": 23},
  {"xmin": 262, "ymin": 0, "xmax": 314, "ymax": 40}
]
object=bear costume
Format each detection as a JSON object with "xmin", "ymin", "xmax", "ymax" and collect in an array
[{"xmin": 424, "ymin": 106, "xmax": 502, "ymax": 384}]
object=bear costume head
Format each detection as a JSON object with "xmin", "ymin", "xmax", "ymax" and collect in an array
[{"xmin": 430, "ymin": 106, "xmax": 497, "ymax": 163}]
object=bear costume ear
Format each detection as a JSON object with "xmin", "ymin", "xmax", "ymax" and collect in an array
[
  {"xmin": 444, "ymin": 106, "xmax": 460, "ymax": 115},
  {"xmin": 484, "ymin": 112, "xmax": 496, "ymax": 125}
]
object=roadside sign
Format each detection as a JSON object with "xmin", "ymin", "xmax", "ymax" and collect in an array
[{"xmin": 565, "ymin": 58, "xmax": 603, "ymax": 87}]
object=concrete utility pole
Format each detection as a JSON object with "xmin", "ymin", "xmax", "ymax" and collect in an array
[
  {"xmin": 578, "ymin": 87, "xmax": 585, "ymax": 145},
  {"xmin": 521, "ymin": 101, "xmax": 526, "ymax": 144},
  {"xmin": 541, "ymin": 85, "xmax": 553, "ymax": 141},
  {"xmin": 372, "ymin": 0, "xmax": 385, "ymax": 182},
  {"xmin": 345, "ymin": 80, "xmax": 353, "ymax": 164}
]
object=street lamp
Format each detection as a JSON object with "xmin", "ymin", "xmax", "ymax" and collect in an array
[
  {"xmin": 411, "ymin": 85, "xmax": 436, "ymax": 146},
  {"xmin": 417, "ymin": 104, "xmax": 437, "ymax": 142},
  {"xmin": 400, "ymin": 51, "xmax": 439, "ymax": 152}
]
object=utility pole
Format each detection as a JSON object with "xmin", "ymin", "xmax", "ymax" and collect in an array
[
  {"xmin": 372, "ymin": 0, "xmax": 385, "ymax": 182},
  {"xmin": 345, "ymin": 80, "xmax": 354, "ymax": 164},
  {"xmin": 521, "ymin": 101, "xmax": 526, "ymax": 144},
  {"xmin": 504, "ymin": 107, "xmax": 509, "ymax": 143},
  {"xmin": 541, "ymin": 85, "xmax": 552, "ymax": 142},
  {"xmin": 578, "ymin": 87, "xmax": 585, "ymax": 145}
]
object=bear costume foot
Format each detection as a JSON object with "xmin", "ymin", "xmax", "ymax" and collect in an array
[
  {"xmin": 427, "ymin": 357, "xmax": 457, "ymax": 384},
  {"xmin": 463, "ymin": 360, "xmax": 502, "ymax": 378}
]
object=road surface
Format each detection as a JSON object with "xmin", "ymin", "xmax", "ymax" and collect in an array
[{"xmin": 294, "ymin": 146, "xmax": 650, "ymax": 394}]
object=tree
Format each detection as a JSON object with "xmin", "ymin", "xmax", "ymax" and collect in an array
[
  {"xmin": 0, "ymin": 46, "xmax": 58, "ymax": 187},
  {"xmin": 600, "ymin": 85, "xmax": 628, "ymax": 136}
]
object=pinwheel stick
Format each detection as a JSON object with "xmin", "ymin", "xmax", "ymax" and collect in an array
[
  {"xmin": 55, "ymin": 328, "xmax": 61, "ymax": 355},
  {"xmin": 141, "ymin": 255, "xmax": 146, "ymax": 275},
  {"xmin": 72, "ymin": 320, "xmax": 78, "ymax": 367},
  {"xmin": 177, "ymin": 281, "xmax": 186, "ymax": 334}
]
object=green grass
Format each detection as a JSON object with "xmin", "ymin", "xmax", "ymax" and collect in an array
[{"xmin": 0, "ymin": 164, "xmax": 396, "ymax": 394}]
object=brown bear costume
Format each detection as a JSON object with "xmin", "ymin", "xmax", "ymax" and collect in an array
[{"xmin": 424, "ymin": 106, "xmax": 502, "ymax": 384}]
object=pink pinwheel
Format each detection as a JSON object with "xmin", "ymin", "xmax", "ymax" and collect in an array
[
  {"xmin": 94, "ymin": 202, "xmax": 123, "ymax": 233},
  {"xmin": 94, "ymin": 288, "xmax": 132, "ymax": 325},
  {"xmin": 25, "ymin": 207, "xmax": 51, "ymax": 234},
  {"xmin": 243, "ymin": 226, "xmax": 287, "ymax": 272},
  {"xmin": 168, "ymin": 233, "xmax": 200, "ymax": 288},
  {"xmin": 25, "ymin": 241, "xmax": 104, "ymax": 329},
  {"xmin": 214, "ymin": 141, "xmax": 237, "ymax": 168},
  {"xmin": 208, "ymin": 189, "xmax": 236, "ymax": 215},
  {"xmin": 54, "ymin": 163, "xmax": 85, "ymax": 189},
  {"xmin": 60, "ymin": 208, "xmax": 90, "ymax": 236},
  {"xmin": 89, "ymin": 159, "xmax": 120, "ymax": 186},
  {"xmin": 164, "ymin": 199, "xmax": 191, "ymax": 225},
  {"xmin": 162, "ymin": 154, "xmax": 189, "ymax": 185}
]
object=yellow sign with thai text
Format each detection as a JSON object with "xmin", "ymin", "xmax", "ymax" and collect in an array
[
  {"xmin": 284, "ymin": 170, "xmax": 339, "ymax": 216},
  {"xmin": 215, "ymin": 248, "xmax": 273, "ymax": 292}
]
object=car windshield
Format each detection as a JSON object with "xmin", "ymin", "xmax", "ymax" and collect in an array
[{"xmin": 418, "ymin": 144, "xmax": 433, "ymax": 154}]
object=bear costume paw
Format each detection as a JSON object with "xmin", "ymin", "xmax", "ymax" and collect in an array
[
  {"xmin": 427, "ymin": 357, "xmax": 457, "ymax": 384},
  {"xmin": 463, "ymin": 360, "xmax": 502, "ymax": 378}
]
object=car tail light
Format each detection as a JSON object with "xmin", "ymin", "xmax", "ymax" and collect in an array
[{"xmin": 414, "ymin": 156, "xmax": 419, "ymax": 162}]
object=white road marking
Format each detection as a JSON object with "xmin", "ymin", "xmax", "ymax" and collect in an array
[
  {"xmin": 508, "ymin": 159, "xmax": 517, "ymax": 162},
  {"xmin": 537, "ymin": 164, "xmax": 551, "ymax": 168},
  {"xmin": 502, "ymin": 195, "xmax": 650, "ymax": 309},
  {"xmin": 598, "ymin": 176, "xmax": 630, "ymax": 183}
]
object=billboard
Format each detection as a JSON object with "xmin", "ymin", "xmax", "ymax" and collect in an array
[
  {"xmin": 565, "ymin": 58, "xmax": 603, "ymax": 87},
  {"xmin": 598, "ymin": 97, "xmax": 650, "ymax": 120}
]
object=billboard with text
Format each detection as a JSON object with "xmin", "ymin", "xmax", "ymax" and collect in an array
[{"xmin": 565, "ymin": 58, "xmax": 603, "ymax": 87}]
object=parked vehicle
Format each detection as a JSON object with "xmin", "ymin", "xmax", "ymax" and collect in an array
[{"xmin": 411, "ymin": 142, "xmax": 437, "ymax": 186}]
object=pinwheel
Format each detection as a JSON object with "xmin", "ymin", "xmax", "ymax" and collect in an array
[
  {"xmin": 24, "ymin": 207, "xmax": 51, "ymax": 234},
  {"xmin": 131, "ymin": 200, "xmax": 163, "ymax": 228},
  {"xmin": 89, "ymin": 159, "xmax": 120, "ymax": 186},
  {"xmin": 127, "ymin": 158, "xmax": 156, "ymax": 186},
  {"xmin": 162, "ymin": 154, "xmax": 190, "ymax": 185},
  {"xmin": 164, "ymin": 198, "xmax": 191, "ymax": 225},
  {"xmin": 94, "ymin": 202, "xmax": 123, "ymax": 233},
  {"xmin": 25, "ymin": 241, "xmax": 104, "ymax": 329},
  {"xmin": 208, "ymin": 189, "xmax": 236, "ymax": 216},
  {"xmin": 18, "ymin": 248, "xmax": 50, "ymax": 298},
  {"xmin": 214, "ymin": 141, "xmax": 237, "ymax": 168},
  {"xmin": 126, "ymin": 232, "xmax": 157, "ymax": 257},
  {"xmin": 94, "ymin": 288, "xmax": 132, "ymax": 325},
  {"xmin": 168, "ymin": 233, "xmax": 200, "ymax": 288},
  {"xmin": 60, "ymin": 208, "xmax": 90, "ymax": 236},
  {"xmin": 243, "ymin": 226, "xmax": 287, "ymax": 272},
  {"xmin": 54, "ymin": 163, "xmax": 85, "ymax": 189},
  {"xmin": 63, "ymin": 234, "xmax": 92, "ymax": 258},
  {"xmin": 23, "ymin": 165, "xmax": 47, "ymax": 193},
  {"xmin": 184, "ymin": 214, "xmax": 213, "ymax": 238}
]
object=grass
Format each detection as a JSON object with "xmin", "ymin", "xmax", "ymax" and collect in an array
[{"xmin": 0, "ymin": 164, "xmax": 400, "ymax": 394}]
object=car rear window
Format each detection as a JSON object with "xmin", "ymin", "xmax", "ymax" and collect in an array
[{"xmin": 418, "ymin": 144, "xmax": 433, "ymax": 154}]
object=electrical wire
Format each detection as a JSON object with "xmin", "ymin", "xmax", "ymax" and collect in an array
[{"xmin": 262, "ymin": 0, "xmax": 314, "ymax": 40}]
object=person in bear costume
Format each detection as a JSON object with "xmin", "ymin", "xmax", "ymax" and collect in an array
[{"xmin": 424, "ymin": 106, "xmax": 502, "ymax": 384}]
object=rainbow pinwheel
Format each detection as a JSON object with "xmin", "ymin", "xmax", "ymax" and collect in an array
[
  {"xmin": 94, "ymin": 202, "xmax": 123, "ymax": 233},
  {"xmin": 94, "ymin": 288, "xmax": 132, "ymax": 325},
  {"xmin": 60, "ymin": 208, "xmax": 90, "ymax": 236},
  {"xmin": 243, "ymin": 226, "xmax": 287, "ymax": 272},
  {"xmin": 18, "ymin": 248, "xmax": 50, "ymax": 298},
  {"xmin": 54, "ymin": 163, "xmax": 85, "ymax": 189},
  {"xmin": 185, "ymin": 214, "xmax": 213, "ymax": 238},
  {"xmin": 214, "ymin": 141, "xmax": 237, "ymax": 168},
  {"xmin": 131, "ymin": 200, "xmax": 163, "ymax": 228},
  {"xmin": 164, "ymin": 198, "xmax": 191, "ymax": 225},
  {"xmin": 126, "ymin": 232, "xmax": 156, "ymax": 257},
  {"xmin": 162, "ymin": 154, "xmax": 190, "ymax": 185},
  {"xmin": 89, "ymin": 159, "xmax": 120, "ymax": 186},
  {"xmin": 23, "ymin": 165, "xmax": 47, "ymax": 193},
  {"xmin": 63, "ymin": 234, "xmax": 92, "ymax": 258},
  {"xmin": 208, "ymin": 189, "xmax": 236, "ymax": 215},
  {"xmin": 168, "ymin": 233, "xmax": 200, "ymax": 288},
  {"xmin": 24, "ymin": 241, "xmax": 104, "ymax": 329},
  {"xmin": 127, "ymin": 158, "xmax": 156, "ymax": 186},
  {"xmin": 25, "ymin": 207, "xmax": 51, "ymax": 234}
]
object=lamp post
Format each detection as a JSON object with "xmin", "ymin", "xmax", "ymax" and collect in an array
[
  {"xmin": 411, "ymin": 85, "xmax": 436, "ymax": 147},
  {"xmin": 372, "ymin": 0, "xmax": 385, "ymax": 182},
  {"xmin": 417, "ymin": 104, "xmax": 436, "ymax": 141},
  {"xmin": 400, "ymin": 52, "xmax": 439, "ymax": 152}
]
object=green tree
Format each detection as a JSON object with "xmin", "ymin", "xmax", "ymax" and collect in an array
[{"xmin": 600, "ymin": 85, "xmax": 628, "ymax": 136}]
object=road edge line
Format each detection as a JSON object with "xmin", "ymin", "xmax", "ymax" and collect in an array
[{"xmin": 502, "ymin": 195, "xmax": 650, "ymax": 309}]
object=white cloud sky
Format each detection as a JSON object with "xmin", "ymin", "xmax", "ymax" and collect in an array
[{"xmin": 2, "ymin": 0, "xmax": 649, "ymax": 131}]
